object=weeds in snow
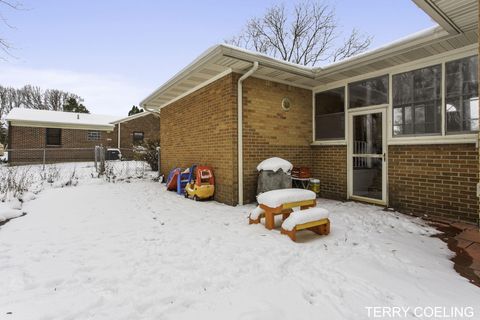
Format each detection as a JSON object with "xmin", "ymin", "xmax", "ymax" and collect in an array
[
  {"xmin": 0, "ymin": 167, "xmax": 33, "ymax": 201},
  {"xmin": 43, "ymin": 165, "xmax": 60, "ymax": 183}
]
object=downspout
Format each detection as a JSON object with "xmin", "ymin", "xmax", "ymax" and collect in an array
[{"xmin": 237, "ymin": 61, "xmax": 259, "ymax": 206}]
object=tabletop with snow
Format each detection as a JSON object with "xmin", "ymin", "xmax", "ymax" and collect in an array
[{"xmin": 257, "ymin": 188, "xmax": 316, "ymax": 207}]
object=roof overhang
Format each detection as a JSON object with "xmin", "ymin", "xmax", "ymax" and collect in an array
[
  {"xmin": 141, "ymin": 1, "xmax": 478, "ymax": 110},
  {"xmin": 8, "ymin": 120, "xmax": 115, "ymax": 131},
  {"xmin": 413, "ymin": 0, "xmax": 478, "ymax": 34},
  {"xmin": 111, "ymin": 111, "xmax": 158, "ymax": 124}
]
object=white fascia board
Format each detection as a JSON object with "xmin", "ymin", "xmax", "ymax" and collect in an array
[
  {"xmin": 139, "ymin": 45, "xmax": 224, "ymax": 108},
  {"xmin": 9, "ymin": 120, "xmax": 114, "ymax": 131},
  {"xmin": 151, "ymin": 69, "xmax": 233, "ymax": 111},
  {"xmin": 315, "ymin": 26, "xmax": 448, "ymax": 77},
  {"xmin": 140, "ymin": 25, "xmax": 455, "ymax": 111},
  {"xmin": 220, "ymin": 44, "xmax": 316, "ymax": 77},
  {"xmin": 111, "ymin": 111, "xmax": 157, "ymax": 124},
  {"xmin": 411, "ymin": 0, "xmax": 461, "ymax": 34}
]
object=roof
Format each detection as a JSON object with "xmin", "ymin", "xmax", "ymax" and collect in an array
[
  {"xmin": 413, "ymin": 0, "xmax": 477, "ymax": 34},
  {"xmin": 111, "ymin": 110, "xmax": 158, "ymax": 124},
  {"xmin": 6, "ymin": 108, "xmax": 119, "ymax": 131},
  {"xmin": 140, "ymin": 0, "xmax": 478, "ymax": 110}
]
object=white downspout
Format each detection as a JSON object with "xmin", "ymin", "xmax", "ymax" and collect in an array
[{"xmin": 237, "ymin": 61, "xmax": 259, "ymax": 206}]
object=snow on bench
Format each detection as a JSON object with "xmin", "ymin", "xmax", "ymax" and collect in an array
[
  {"xmin": 281, "ymin": 207, "xmax": 330, "ymax": 242},
  {"xmin": 252, "ymin": 189, "xmax": 317, "ymax": 230},
  {"xmin": 257, "ymin": 189, "xmax": 316, "ymax": 208},
  {"xmin": 249, "ymin": 206, "xmax": 265, "ymax": 221},
  {"xmin": 281, "ymin": 208, "xmax": 329, "ymax": 231}
]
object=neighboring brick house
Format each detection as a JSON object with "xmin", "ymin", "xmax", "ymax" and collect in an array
[
  {"xmin": 109, "ymin": 112, "xmax": 160, "ymax": 159},
  {"xmin": 140, "ymin": 1, "xmax": 480, "ymax": 224},
  {"xmin": 6, "ymin": 108, "xmax": 118, "ymax": 164},
  {"xmin": 6, "ymin": 108, "xmax": 161, "ymax": 164}
]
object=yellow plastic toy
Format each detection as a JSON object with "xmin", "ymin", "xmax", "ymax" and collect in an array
[{"xmin": 184, "ymin": 165, "xmax": 215, "ymax": 201}]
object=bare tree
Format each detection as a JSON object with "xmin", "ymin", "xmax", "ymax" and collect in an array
[
  {"xmin": 0, "ymin": 0, "xmax": 22, "ymax": 59},
  {"xmin": 226, "ymin": 1, "xmax": 372, "ymax": 66},
  {"xmin": 0, "ymin": 85, "xmax": 84, "ymax": 117}
]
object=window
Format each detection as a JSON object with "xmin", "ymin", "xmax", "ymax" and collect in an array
[
  {"xmin": 392, "ymin": 65, "xmax": 441, "ymax": 136},
  {"xmin": 348, "ymin": 75, "xmax": 388, "ymax": 108},
  {"xmin": 132, "ymin": 131, "xmax": 144, "ymax": 145},
  {"xmin": 46, "ymin": 128, "xmax": 61, "ymax": 146},
  {"xmin": 445, "ymin": 56, "xmax": 478, "ymax": 133},
  {"xmin": 315, "ymin": 87, "xmax": 345, "ymax": 140},
  {"xmin": 87, "ymin": 131, "xmax": 101, "ymax": 141}
]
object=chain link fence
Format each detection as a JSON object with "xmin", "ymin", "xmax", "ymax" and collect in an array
[{"xmin": 4, "ymin": 146, "xmax": 161, "ymax": 177}]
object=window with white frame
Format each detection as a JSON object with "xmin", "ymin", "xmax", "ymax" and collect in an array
[
  {"xmin": 314, "ymin": 87, "xmax": 345, "ymax": 140},
  {"xmin": 87, "ymin": 131, "xmax": 101, "ymax": 141},
  {"xmin": 348, "ymin": 75, "xmax": 388, "ymax": 108},
  {"xmin": 392, "ymin": 65, "xmax": 442, "ymax": 136},
  {"xmin": 445, "ymin": 55, "xmax": 479, "ymax": 133}
]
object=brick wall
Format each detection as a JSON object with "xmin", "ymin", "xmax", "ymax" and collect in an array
[
  {"xmin": 109, "ymin": 113, "xmax": 160, "ymax": 159},
  {"xmin": 159, "ymin": 73, "xmax": 238, "ymax": 205},
  {"xmin": 311, "ymin": 145, "xmax": 347, "ymax": 200},
  {"xmin": 242, "ymin": 77, "xmax": 313, "ymax": 203},
  {"xmin": 8, "ymin": 125, "xmax": 111, "ymax": 163},
  {"xmin": 388, "ymin": 144, "xmax": 479, "ymax": 223}
]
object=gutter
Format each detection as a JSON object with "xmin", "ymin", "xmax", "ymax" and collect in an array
[
  {"xmin": 237, "ymin": 61, "xmax": 259, "ymax": 206},
  {"xmin": 143, "ymin": 105, "xmax": 161, "ymax": 116}
]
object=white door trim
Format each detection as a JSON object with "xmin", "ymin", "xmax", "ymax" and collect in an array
[{"xmin": 347, "ymin": 107, "xmax": 388, "ymax": 206}]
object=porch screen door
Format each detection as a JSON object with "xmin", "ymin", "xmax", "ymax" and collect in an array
[{"xmin": 349, "ymin": 109, "xmax": 386, "ymax": 203}]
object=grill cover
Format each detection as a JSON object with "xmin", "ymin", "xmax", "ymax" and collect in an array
[{"xmin": 257, "ymin": 170, "xmax": 292, "ymax": 195}]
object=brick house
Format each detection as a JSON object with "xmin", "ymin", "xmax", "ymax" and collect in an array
[
  {"xmin": 110, "ymin": 112, "xmax": 160, "ymax": 159},
  {"xmin": 6, "ymin": 108, "xmax": 159, "ymax": 163},
  {"xmin": 6, "ymin": 108, "xmax": 118, "ymax": 163},
  {"xmin": 139, "ymin": 1, "xmax": 479, "ymax": 224}
]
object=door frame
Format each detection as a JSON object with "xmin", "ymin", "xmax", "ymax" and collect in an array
[{"xmin": 347, "ymin": 106, "xmax": 388, "ymax": 206}]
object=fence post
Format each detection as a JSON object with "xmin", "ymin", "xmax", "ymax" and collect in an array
[
  {"xmin": 99, "ymin": 145, "xmax": 105, "ymax": 175},
  {"xmin": 94, "ymin": 146, "xmax": 98, "ymax": 170},
  {"xmin": 42, "ymin": 148, "xmax": 46, "ymax": 171}
]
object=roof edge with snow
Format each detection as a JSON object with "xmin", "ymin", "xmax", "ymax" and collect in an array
[{"xmin": 140, "ymin": 0, "xmax": 478, "ymax": 111}]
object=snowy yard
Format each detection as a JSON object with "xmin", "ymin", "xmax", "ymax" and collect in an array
[{"xmin": 1, "ymin": 163, "xmax": 480, "ymax": 319}]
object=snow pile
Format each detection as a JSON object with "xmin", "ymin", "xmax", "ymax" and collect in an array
[
  {"xmin": 0, "ymin": 194, "xmax": 33, "ymax": 222},
  {"xmin": 282, "ymin": 207, "xmax": 329, "ymax": 231},
  {"xmin": 0, "ymin": 182, "xmax": 479, "ymax": 319},
  {"xmin": 256, "ymin": 157, "xmax": 293, "ymax": 172},
  {"xmin": 257, "ymin": 188, "xmax": 316, "ymax": 207},
  {"xmin": 249, "ymin": 205, "xmax": 265, "ymax": 220},
  {"xmin": 0, "ymin": 202, "xmax": 23, "ymax": 222},
  {"xmin": 0, "ymin": 161, "xmax": 153, "ymax": 224}
]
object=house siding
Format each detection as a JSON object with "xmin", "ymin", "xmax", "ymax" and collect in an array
[
  {"xmin": 110, "ymin": 113, "xmax": 160, "ymax": 159},
  {"xmin": 242, "ymin": 77, "xmax": 313, "ymax": 204},
  {"xmin": 8, "ymin": 125, "xmax": 111, "ymax": 163},
  {"xmin": 157, "ymin": 72, "xmax": 479, "ymax": 224},
  {"xmin": 388, "ymin": 144, "xmax": 479, "ymax": 223},
  {"xmin": 311, "ymin": 145, "xmax": 348, "ymax": 200},
  {"xmin": 159, "ymin": 73, "xmax": 238, "ymax": 205}
]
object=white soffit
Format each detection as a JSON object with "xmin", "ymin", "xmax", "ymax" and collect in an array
[{"xmin": 413, "ymin": 0, "xmax": 478, "ymax": 34}]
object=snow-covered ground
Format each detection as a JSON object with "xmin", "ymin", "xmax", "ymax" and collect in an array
[{"xmin": 0, "ymin": 163, "xmax": 479, "ymax": 319}]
